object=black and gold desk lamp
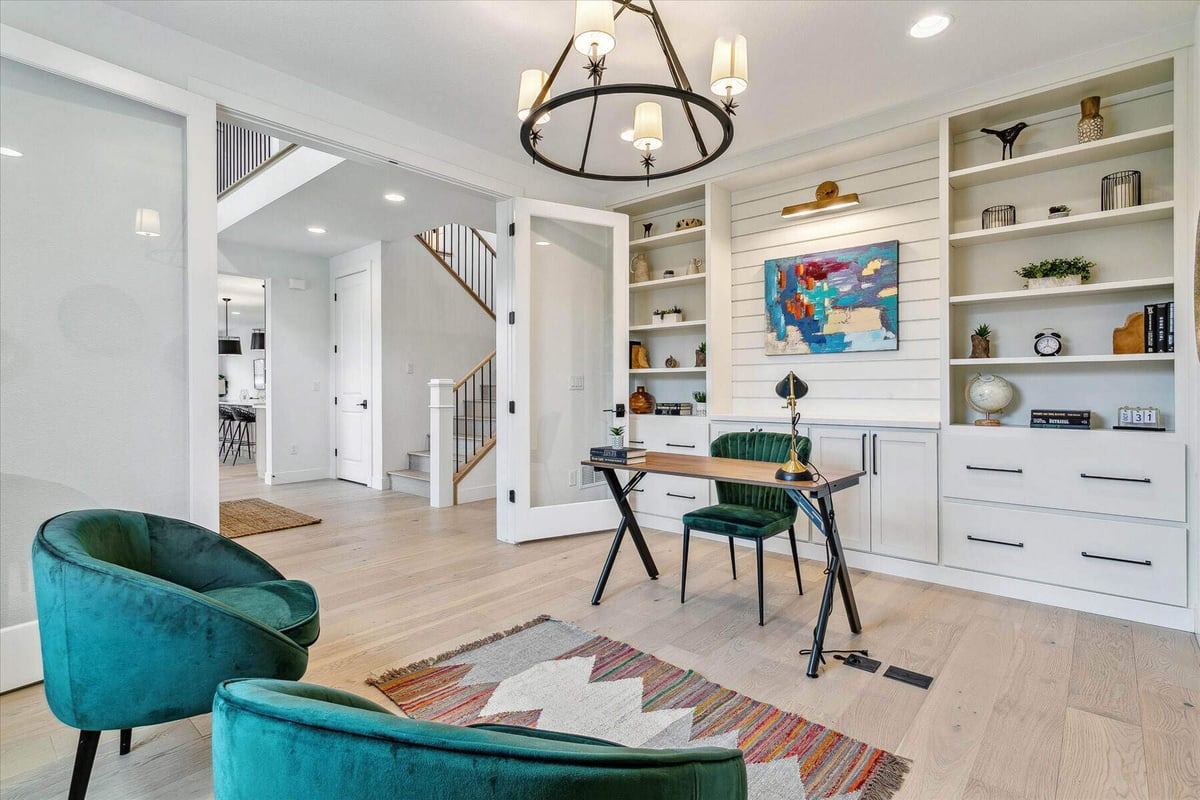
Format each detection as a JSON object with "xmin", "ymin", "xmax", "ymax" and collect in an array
[{"xmin": 774, "ymin": 371, "xmax": 814, "ymax": 481}]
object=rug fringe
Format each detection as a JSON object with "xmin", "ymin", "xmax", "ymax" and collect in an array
[
  {"xmin": 859, "ymin": 752, "xmax": 911, "ymax": 800},
  {"xmin": 366, "ymin": 615, "xmax": 552, "ymax": 686}
]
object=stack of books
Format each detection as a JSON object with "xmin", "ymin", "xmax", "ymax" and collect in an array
[
  {"xmin": 1030, "ymin": 409, "xmax": 1091, "ymax": 430},
  {"xmin": 653, "ymin": 403, "xmax": 693, "ymax": 416},
  {"xmin": 1144, "ymin": 302, "xmax": 1175, "ymax": 353},
  {"xmin": 588, "ymin": 446, "xmax": 647, "ymax": 465}
]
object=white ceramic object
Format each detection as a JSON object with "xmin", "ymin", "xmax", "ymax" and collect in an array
[
  {"xmin": 653, "ymin": 313, "xmax": 683, "ymax": 325},
  {"xmin": 1027, "ymin": 275, "xmax": 1082, "ymax": 289}
]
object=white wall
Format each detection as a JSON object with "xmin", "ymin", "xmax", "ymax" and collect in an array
[
  {"xmin": 218, "ymin": 241, "xmax": 331, "ymax": 484},
  {"xmin": 217, "ymin": 314, "xmax": 264, "ymax": 402},
  {"xmin": 726, "ymin": 141, "xmax": 940, "ymax": 421},
  {"xmin": 381, "ymin": 237, "xmax": 495, "ymax": 491}
]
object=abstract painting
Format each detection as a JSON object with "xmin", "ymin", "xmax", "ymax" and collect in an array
[{"xmin": 764, "ymin": 240, "xmax": 899, "ymax": 354}]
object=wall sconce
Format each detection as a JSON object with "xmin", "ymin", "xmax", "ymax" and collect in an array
[
  {"xmin": 134, "ymin": 207, "xmax": 161, "ymax": 237},
  {"xmin": 780, "ymin": 181, "xmax": 861, "ymax": 219}
]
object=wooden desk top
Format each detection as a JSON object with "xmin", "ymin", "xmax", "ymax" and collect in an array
[{"xmin": 581, "ymin": 452, "xmax": 865, "ymax": 495}]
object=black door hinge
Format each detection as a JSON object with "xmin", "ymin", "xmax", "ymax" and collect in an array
[
  {"xmin": 334, "ymin": 448, "xmax": 338, "ymax": 456},
  {"xmin": 508, "ymin": 311, "xmax": 515, "ymax": 324},
  {"xmin": 508, "ymin": 400, "xmax": 515, "ymax": 414},
  {"xmin": 334, "ymin": 396, "xmax": 338, "ymax": 405},
  {"xmin": 508, "ymin": 222, "xmax": 515, "ymax": 236},
  {"xmin": 333, "ymin": 293, "xmax": 337, "ymax": 301},
  {"xmin": 508, "ymin": 490, "xmax": 516, "ymax": 503},
  {"xmin": 334, "ymin": 344, "xmax": 338, "ymax": 353}
]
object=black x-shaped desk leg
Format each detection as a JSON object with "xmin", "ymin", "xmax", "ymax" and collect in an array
[
  {"xmin": 590, "ymin": 468, "xmax": 658, "ymax": 605},
  {"xmin": 786, "ymin": 487, "xmax": 863, "ymax": 678}
]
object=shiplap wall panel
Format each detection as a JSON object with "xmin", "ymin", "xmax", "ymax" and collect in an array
[{"xmin": 727, "ymin": 140, "xmax": 941, "ymax": 419}]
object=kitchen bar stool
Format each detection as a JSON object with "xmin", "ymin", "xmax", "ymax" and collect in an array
[
  {"xmin": 219, "ymin": 406, "xmax": 237, "ymax": 463},
  {"xmin": 230, "ymin": 406, "xmax": 256, "ymax": 466}
]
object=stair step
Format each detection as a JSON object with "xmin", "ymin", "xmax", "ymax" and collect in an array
[
  {"xmin": 407, "ymin": 450, "xmax": 431, "ymax": 472},
  {"xmin": 388, "ymin": 468, "xmax": 430, "ymax": 498}
]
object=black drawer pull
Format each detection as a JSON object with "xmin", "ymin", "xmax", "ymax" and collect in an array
[
  {"xmin": 1080, "ymin": 473, "xmax": 1151, "ymax": 484},
  {"xmin": 966, "ymin": 465, "xmax": 1023, "ymax": 474},
  {"xmin": 666, "ymin": 492, "xmax": 696, "ymax": 500},
  {"xmin": 665, "ymin": 442, "xmax": 696, "ymax": 448},
  {"xmin": 1081, "ymin": 551, "xmax": 1151, "ymax": 567},
  {"xmin": 631, "ymin": 488, "xmax": 644, "ymax": 493},
  {"xmin": 630, "ymin": 439, "xmax": 645, "ymax": 445},
  {"xmin": 967, "ymin": 534, "xmax": 1024, "ymax": 548}
]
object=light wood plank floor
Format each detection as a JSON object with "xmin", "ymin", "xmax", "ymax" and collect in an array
[{"xmin": 2, "ymin": 467, "xmax": 1197, "ymax": 799}]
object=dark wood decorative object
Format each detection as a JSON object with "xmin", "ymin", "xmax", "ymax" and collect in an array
[
  {"xmin": 1112, "ymin": 312, "xmax": 1145, "ymax": 354},
  {"xmin": 980, "ymin": 122, "xmax": 1029, "ymax": 160}
]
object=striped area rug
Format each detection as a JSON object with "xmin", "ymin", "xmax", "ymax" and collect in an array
[{"xmin": 370, "ymin": 616, "xmax": 908, "ymax": 799}]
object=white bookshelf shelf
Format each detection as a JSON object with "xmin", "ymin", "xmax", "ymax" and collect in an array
[
  {"xmin": 949, "ymin": 353, "xmax": 1174, "ymax": 366},
  {"xmin": 949, "ymin": 201, "xmax": 1174, "ymax": 247},
  {"xmin": 629, "ymin": 367, "xmax": 708, "ymax": 375},
  {"xmin": 629, "ymin": 319, "xmax": 707, "ymax": 332},
  {"xmin": 630, "ymin": 226, "xmax": 706, "ymax": 251},
  {"xmin": 948, "ymin": 125, "xmax": 1174, "ymax": 188},
  {"xmin": 949, "ymin": 277, "xmax": 1174, "ymax": 305},
  {"xmin": 629, "ymin": 272, "xmax": 707, "ymax": 292}
]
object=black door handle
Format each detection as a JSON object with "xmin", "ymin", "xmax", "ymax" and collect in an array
[
  {"xmin": 1081, "ymin": 551, "xmax": 1151, "ymax": 566},
  {"xmin": 665, "ymin": 442, "xmax": 695, "ymax": 448},
  {"xmin": 1080, "ymin": 473, "xmax": 1150, "ymax": 484},
  {"xmin": 666, "ymin": 492, "xmax": 696, "ymax": 500},
  {"xmin": 861, "ymin": 433, "xmax": 867, "ymax": 471},
  {"xmin": 967, "ymin": 534, "xmax": 1024, "ymax": 548},
  {"xmin": 357, "ymin": 400, "xmax": 368, "ymax": 409},
  {"xmin": 966, "ymin": 465, "xmax": 1023, "ymax": 474},
  {"xmin": 630, "ymin": 439, "xmax": 645, "ymax": 445},
  {"xmin": 871, "ymin": 434, "xmax": 878, "ymax": 475}
]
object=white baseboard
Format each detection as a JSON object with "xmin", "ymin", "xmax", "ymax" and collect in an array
[
  {"xmin": 1, "ymin": 620, "xmax": 42, "ymax": 693},
  {"xmin": 636, "ymin": 514, "xmax": 1194, "ymax": 631},
  {"xmin": 268, "ymin": 467, "xmax": 331, "ymax": 485},
  {"xmin": 457, "ymin": 483, "xmax": 496, "ymax": 504}
]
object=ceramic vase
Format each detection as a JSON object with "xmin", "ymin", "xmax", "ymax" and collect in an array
[
  {"xmin": 695, "ymin": 349, "xmax": 706, "ymax": 367},
  {"xmin": 970, "ymin": 335, "xmax": 991, "ymax": 359},
  {"xmin": 1078, "ymin": 96, "xmax": 1103, "ymax": 143},
  {"xmin": 630, "ymin": 386, "xmax": 655, "ymax": 414}
]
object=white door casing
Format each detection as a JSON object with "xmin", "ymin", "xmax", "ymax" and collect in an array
[{"xmin": 334, "ymin": 269, "xmax": 372, "ymax": 484}]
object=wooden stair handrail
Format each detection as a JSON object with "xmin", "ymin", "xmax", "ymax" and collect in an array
[
  {"xmin": 454, "ymin": 350, "xmax": 497, "ymax": 392},
  {"xmin": 414, "ymin": 233, "xmax": 496, "ymax": 320},
  {"xmin": 469, "ymin": 227, "xmax": 497, "ymax": 258}
]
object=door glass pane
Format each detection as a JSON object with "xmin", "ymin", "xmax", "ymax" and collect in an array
[
  {"xmin": 0, "ymin": 58, "xmax": 188, "ymax": 631},
  {"xmin": 528, "ymin": 216, "xmax": 612, "ymax": 508}
]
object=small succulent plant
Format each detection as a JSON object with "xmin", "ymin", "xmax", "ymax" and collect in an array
[{"xmin": 973, "ymin": 323, "xmax": 992, "ymax": 338}]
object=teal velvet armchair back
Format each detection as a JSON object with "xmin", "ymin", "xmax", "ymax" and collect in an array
[
  {"xmin": 711, "ymin": 432, "xmax": 811, "ymax": 512},
  {"xmin": 32, "ymin": 509, "xmax": 312, "ymax": 732},
  {"xmin": 212, "ymin": 679, "xmax": 748, "ymax": 800}
]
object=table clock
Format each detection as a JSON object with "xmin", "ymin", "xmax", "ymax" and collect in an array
[
  {"xmin": 1115, "ymin": 406, "xmax": 1163, "ymax": 431},
  {"xmin": 1034, "ymin": 328, "xmax": 1062, "ymax": 356}
]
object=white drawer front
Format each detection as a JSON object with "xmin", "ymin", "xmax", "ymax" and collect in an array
[
  {"xmin": 628, "ymin": 418, "xmax": 708, "ymax": 454},
  {"xmin": 942, "ymin": 501, "xmax": 1186, "ymax": 606},
  {"xmin": 942, "ymin": 431, "xmax": 1185, "ymax": 522},
  {"xmin": 631, "ymin": 475, "xmax": 711, "ymax": 518}
]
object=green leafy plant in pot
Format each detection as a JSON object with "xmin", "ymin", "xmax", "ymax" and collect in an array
[
  {"xmin": 695, "ymin": 340, "xmax": 706, "ymax": 367},
  {"xmin": 608, "ymin": 426, "xmax": 625, "ymax": 448},
  {"xmin": 692, "ymin": 390, "xmax": 707, "ymax": 417},
  {"xmin": 970, "ymin": 323, "xmax": 992, "ymax": 359},
  {"xmin": 1016, "ymin": 256, "xmax": 1094, "ymax": 290}
]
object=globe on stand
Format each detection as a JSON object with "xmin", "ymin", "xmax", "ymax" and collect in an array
[{"xmin": 965, "ymin": 373, "xmax": 1013, "ymax": 426}]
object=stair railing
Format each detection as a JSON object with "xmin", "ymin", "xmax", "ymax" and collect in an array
[
  {"xmin": 452, "ymin": 350, "xmax": 497, "ymax": 501},
  {"xmin": 415, "ymin": 224, "xmax": 496, "ymax": 318}
]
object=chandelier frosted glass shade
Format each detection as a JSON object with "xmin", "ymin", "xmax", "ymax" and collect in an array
[
  {"xmin": 710, "ymin": 35, "xmax": 748, "ymax": 96},
  {"xmin": 516, "ymin": 69, "xmax": 551, "ymax": 123},
  {"xmin": 573, "ymin": 0, "xmax": 616, "ymax": 57},
  {"xmin": 633, "ymin": 102, "xmax": 663, "ymax": 151}
]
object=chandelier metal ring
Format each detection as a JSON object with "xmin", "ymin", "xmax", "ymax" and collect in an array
[{"xmin": 519, "ymin": 83, "xmax": 734, "ymax": 182}]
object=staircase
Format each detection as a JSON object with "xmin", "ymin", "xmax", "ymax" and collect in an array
[{"xmin": 390, "ymin": 224, "xmax": 497, "ymax": 503}]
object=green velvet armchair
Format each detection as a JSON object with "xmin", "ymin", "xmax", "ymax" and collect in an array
[
  {"xmin": 32, "ymin": 509, "xmax": 319, "ymax": 800},
  {"xmin": 212, "ymin": 679, "xmax": 748, "ymax": 800},
  {"xmin": 681, "ymin": 432, "xmax": 808, "ymax": 625}
]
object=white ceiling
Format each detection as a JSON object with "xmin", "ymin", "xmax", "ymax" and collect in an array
[
  {"xmin": 218, "ymin": 157, "xmax": 497, "ymax": 258},
  {"xmin": 111, "ymin": 0, "xmax": 1195, "ymax": 179},
  {"xmin": 217, "ymin": 273, "xmax": 264, "ymax": 318}
]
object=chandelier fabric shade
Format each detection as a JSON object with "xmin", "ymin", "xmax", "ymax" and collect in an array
[
  {"xmin": 633, "ymin": 102, "xmax": 663, "ymax": 151},
  {"xmin": 710, "ymin": 35, "xmax": 748, "ymax": 96},
  {"xmin": 516, "ymin": 69, "xmax": 551, "ymax": 123},
  {"xmin": 573, "ymin": 0, "xmax": 617, "ymax": 57},
  {"xmin": 134, "ymin": 207, "xmax": 161, "ymax": 237}
]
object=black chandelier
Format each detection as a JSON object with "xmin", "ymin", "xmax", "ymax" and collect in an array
[{"xmin": 516, "ymin": 0, "xmax": 748, "ymax": 183}]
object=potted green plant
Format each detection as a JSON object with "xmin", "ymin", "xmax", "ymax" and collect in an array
[
  {"xmin": 695, "ymin": 340, "xmax": 706, "ymax": 367},
  {"xmin": 1048, "ymin": 204, "xmax": 1070, "ymax": 219},
  {"xmin": 692, "ymin": 391, "xmax": 707, "ymax": 417},
  {"xmin": 1016, "ymin": 256, "xmax": 1094, "ymax": 290},
  {"xmin": 970, "ymin": 323, "xmax": 992, "ymax": 358},
  {"xmin": 652, "ymin": 305, "xmax": 683, "ymax": 325},
  {"xmin": 608, "ymin": 426, "xmax": 625, "ymax": 448}
]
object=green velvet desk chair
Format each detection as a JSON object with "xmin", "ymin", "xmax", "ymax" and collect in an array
[
  {"xmin": 680, "ymin": 432, "xmax": 808, "ymax": 625},
  {"xmin": 211, "ymin": 679, "xmax": 748, "ymax": 800},
  {"xmin": 32, "ymin": 509, "xmax": 320, "ymax": 800}
]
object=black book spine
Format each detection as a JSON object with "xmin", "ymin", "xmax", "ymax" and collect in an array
[
  {"xmin": 1167, "ymin": 301, "xmax": 1175, "ymax": 352},
  {"xmin": 1144, "ymin": 304, "xmax": 1155, "ymax": 353},
  {"xmin": 1156, "ymin": 302, "xmax": 1168, "ymax": 353}
]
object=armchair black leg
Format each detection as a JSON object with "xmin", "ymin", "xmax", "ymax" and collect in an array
[
  {"xmin": 788, "ymin": 526, "xmax": 803, "ymax": 596},
  {"xmin": 119, "ymin": 728, "xmax": 132, "ymax": 755},
  {"xmin": 680, "ymin": 526, "xmax": 691, "ymax": 604},
  {"xmin": 728, "ymin": 537, "xmax": 737, "ymax": 580},
  {"xmin": 755, "ymin": 539, "xmax": 765, "ymax": 626},
  {"xmin": 68, "ymin": 730, "xmax": 101, "ymax": 800}
]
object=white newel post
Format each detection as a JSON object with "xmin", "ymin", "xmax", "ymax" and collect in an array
[{"xmin": 428, "ymin": 379, "xmax": 455, "ymax": 508}]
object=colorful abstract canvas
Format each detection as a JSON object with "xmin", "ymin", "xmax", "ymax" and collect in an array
[{"xmin": 764, "ymin": 240, "xmax": 899, "ymax": 354}]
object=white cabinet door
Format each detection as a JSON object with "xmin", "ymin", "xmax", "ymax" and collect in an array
[
  {"xmin": 870, "ymin": 430, "xmax": 938, "ymax": 563},
  {"xmin": 809, "ymin": 426, "xmax": 871, "ymax": 551}
]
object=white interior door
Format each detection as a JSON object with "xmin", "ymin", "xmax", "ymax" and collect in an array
[
  {"xmin": 334, "ymin": 269, "xmax": 371, "ymax": 484},
  {"xmin": 496, "ymin": 198, "xmax": 628, "ymax": 543}
]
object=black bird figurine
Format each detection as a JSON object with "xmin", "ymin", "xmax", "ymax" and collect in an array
[{"xmin": 980, "ymin": 122, "xmax": 1028, "ymax": 160}]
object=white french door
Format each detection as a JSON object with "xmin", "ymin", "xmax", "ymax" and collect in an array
[
  {"xmin": 495, "ymin": 198, "xmax": 629, "ymax": 543},
  {"xmin": 334, "ymin": 269, "xmax": 372, "ymax": 484}
]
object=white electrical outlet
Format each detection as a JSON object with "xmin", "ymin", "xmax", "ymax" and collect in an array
[
  {"xmin": 289, "ymin": 444, "xmax": 298, "ymax": 455},
  {"xmin": 406, "ymin": 362, "xmax": 414, "ymax": 374},
  {"xmin": 312, "ymin": 381, "xmax": 320, "ymax": 391},
  {"xmin": 569, "ymin": 375, "xmax": 585, "ymax": 390}
]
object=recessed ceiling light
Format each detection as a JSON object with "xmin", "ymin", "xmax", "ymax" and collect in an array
[
  {"xmin": 909, "ymin": 13, "xmax": 952, "ymax": 38},
  {"xmin": 620, "ymin": 129, "xmax": 635, "ymax": 142},
  {"xmin": 535, "ymin": 240, "xmax": 551, "ymax": 246},
  {"xmin": 0, "ymin": 146, "xmax": 23, "ymax": 158},
  {"xmin": 231, "ymin": 311, "xmax": 242, "ymax": 315},
  {"xmin": 306, "ymin": 226, "xmax": 327, "ymax": 234},
  {"xmin": 384, "ymin": 192, "xmax": 406, "ymax": 202}
]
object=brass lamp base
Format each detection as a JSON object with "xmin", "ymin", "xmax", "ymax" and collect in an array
[{"xmin": 776, "ymin": 452, "xmax": 814, "ymax": 482}]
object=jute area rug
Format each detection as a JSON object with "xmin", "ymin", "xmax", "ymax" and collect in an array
[
  {"xmin": 218, "ymin": 498, "xmax": 321, "ymax": 539},
  {"xmin": 370, "ymin": 616, "xmax": 908, "ymax": 800}
]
